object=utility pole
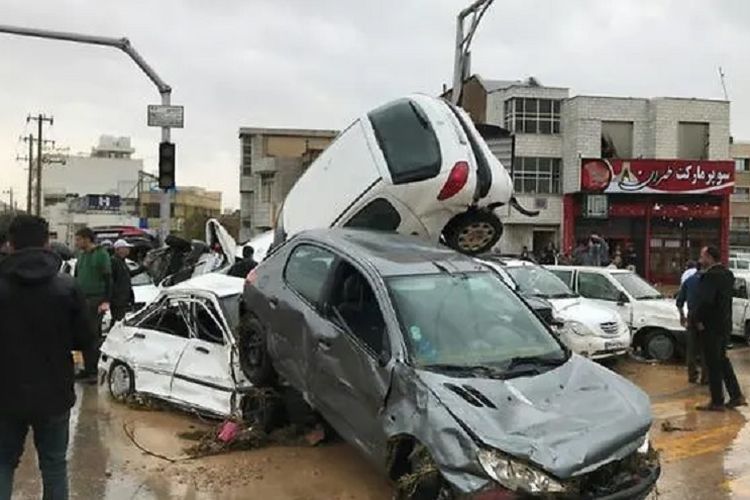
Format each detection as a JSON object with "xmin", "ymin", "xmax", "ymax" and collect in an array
[
  {"xmin": 2, "ymin": 188, "xmax": 13, "ymax": 213},
  {"xmin": 451, "ymin": 0, "xmax": 494, "ymax": 105},
  {"xmin": 27, "ymin": 114, "xmax": 54, "ymax": 216},
  {"xmin": 0, "ymin": 24, "xmax": 178, "ymax": 242},
  {"xmin": 19, "ymin": 134, "xmax": 34, "ymax": 213}
]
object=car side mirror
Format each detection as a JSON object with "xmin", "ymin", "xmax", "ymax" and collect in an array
[{"xmin": 617, "ymin": 292, "xmax": 629, "ymax": 305}]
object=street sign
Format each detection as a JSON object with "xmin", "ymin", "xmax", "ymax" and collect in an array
[{"xmin": 147, "ymin": 105, "xmax": 184, "ymax": 128}]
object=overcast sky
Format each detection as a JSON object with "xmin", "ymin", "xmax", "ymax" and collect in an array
[{"xmin": 2, "ymin": 0, "xmax": 749, "ymax": 210}]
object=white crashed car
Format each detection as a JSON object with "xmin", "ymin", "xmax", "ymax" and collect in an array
[
  {"xmin": 275, "ymin": 94, "xmax": 535, "ymax": 255},
  {"xmin": 235, "ymin": 230, "xmax": 273, "ymax": 264},
  {"xmin": 98, "ymin": 274, "xmax": 253, "ymax": 418},
  {"xmin": 481, "ymin": 257, "xmax": 631, "ymax": 360}
]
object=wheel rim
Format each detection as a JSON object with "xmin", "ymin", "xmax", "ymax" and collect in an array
[
  {"xmin": 110, "ymin": 365, "xmax": 132, "ymax": 400},
  {"xmin": 648, "ymin": 334, "xmax": 674, "ymax": 361},
  {"xmin": 456, "ymin": 222, "xmax": 496, "ymax": 252}
]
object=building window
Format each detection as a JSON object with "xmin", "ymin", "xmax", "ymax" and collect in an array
[
  {"xmin": 732, "ymin": 217, "xmax": 750, "ymax": 232},
  {"xmin": 260, "ymin": 174, "xmax": 275, "ymax": 203},
  {"xmin": 601, "ymin": 121, "xmax": 633, "ymax": 158},
  {"xmin": 736, "ymin": 158, "xmax": 750, "ymax": 172},
  {"xmin": 504, "ymin": 98, "xmax": 561, "ymax": 134},
  {"xmin": 242, "ymin": 166, "xmax": 253, "ymax": 176},
  {"xmin": 733, "ymin": 187, "xmax": 750, "ymax": 201},
  {"xmin": 512, "ymin": 157, "xmax": 561, "ymax": 194},
  {"xmin": 678, "ymin": 122, "xmax": 709, "ymax": 160},
  {"xmin": 145, "ymin": 203, "xmax": 160, "ymax": 218},
  {"xmin": 242, "ymin": 138, "xmax": 253, "ymax": 170}
]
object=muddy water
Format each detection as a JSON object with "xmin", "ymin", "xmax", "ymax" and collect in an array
[{"xmin": 13, "ymin": 348, "xmax": 750, "ymax": 499}]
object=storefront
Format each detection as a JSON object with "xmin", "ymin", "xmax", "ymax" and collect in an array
[{"xmin": 563, "ymin": 159, "xmax": 734, "ymax": 285}]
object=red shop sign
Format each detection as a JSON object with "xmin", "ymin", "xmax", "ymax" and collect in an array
[{"xmin": 581, "ymin": 159, "xmax": 734, "ymax": 195}]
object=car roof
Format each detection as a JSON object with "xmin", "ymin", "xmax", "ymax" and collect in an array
[
  {"xmin": 478, "ymin": 254, "xmax": 536, "ymax": 268},
  {"xmin": 548, "ymin": 265, "xmax": 632, "ymax": 274},
  {"xmin": 170, "ymin": 273, "xmax": 245, "ymax": 298},
  {"xmin": 296, "ymin": 228, "xmax": 487, "ymax": 277}
]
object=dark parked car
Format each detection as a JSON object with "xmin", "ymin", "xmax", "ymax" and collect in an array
[{"xmin": 241, "ymin": 229, "xmax": 659, "ymax": 499}]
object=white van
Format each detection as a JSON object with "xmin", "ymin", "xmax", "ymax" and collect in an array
[
  {"xmin": 549, "ymin": 266, "xmax": 686, "ymax": 361},
  {"xmin": 481, "ymin": 257, "xmax": 631, "ymax": 360},
  {"xmin": 275, "ymin": 94, "xmax": 535, "ymax": 255}
]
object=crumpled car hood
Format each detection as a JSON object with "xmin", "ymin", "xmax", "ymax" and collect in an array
[
  {"xmin": 550, "ymin": 297, "xmax": 619, "ymax": 324},
  {"xmin": 416, "ymin": 355, "xmax": 651, "ymax": 479}
]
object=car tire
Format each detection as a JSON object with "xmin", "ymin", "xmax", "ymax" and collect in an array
[
  {"xmin": 239, "ymin": 314, "xmax": 277, "ymax": 387},
  {"xmin": 442, "ymin": 209, "xmax": 503, "ymax": 255},
  {"xmin": 108, "ymin": 361, "xmax": 135, "ymax": 402},
  {"xmin": 395, "ymin": 444, "xmax": 450, "ymax": 500},
  {"xmin": 644, "ymin": 330, "xmax": 675, "ymax": 361}
]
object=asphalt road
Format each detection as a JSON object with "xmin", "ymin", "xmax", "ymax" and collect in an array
[{"xmin": 11, "ymin": 348, "xmax": 750, "ymax": 499}]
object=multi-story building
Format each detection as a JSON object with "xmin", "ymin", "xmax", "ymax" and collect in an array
[
  {"xmin": 139, "ymin": 186, "xmax": 222, "ymax": 237},
  {"xmin": 731, "ymin": 141, "xmax": 750, "ymax": 250},
  {"xmin": 42, "ymin": 136, "xmax": 143, "ymax": 244},
  {"xmin": 238, "ymin": 127, "xmax": 338, "ymax": 241},
  {"xmin": 458, "ymin": 75, "xmax": 732, "ymax": 283}
]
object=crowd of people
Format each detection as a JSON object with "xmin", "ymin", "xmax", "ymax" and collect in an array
[{"xmin": 519, "ymin": 233, "xmax": 639, "ymax": 271}]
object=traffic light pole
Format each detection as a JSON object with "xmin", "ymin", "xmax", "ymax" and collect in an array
[
  {"xmin": 159, "ymin": 92, "xmax": 172, "ymax": 241},
  {"xmin": 0, "ymin": 24, "xmax": 173, "ymax": 241}
]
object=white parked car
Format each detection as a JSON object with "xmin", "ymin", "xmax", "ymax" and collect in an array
[
  {"xmin": 481, "ymin": 257, "xmax": 631, "ymax": 360},
  {"xmin": 549, "ymin": 266, "xmax": 686, "ymax": 361},
  {"xmin": 275, "ymin": 94, "xmax": 536, "ymax": 255},
  {"xmin": 98, "ymin": 274, "xmax": 252, "ymax": 418},
  {"xmin": 731, "ymin": 271, "xmax": 750, "ymax": 339}
]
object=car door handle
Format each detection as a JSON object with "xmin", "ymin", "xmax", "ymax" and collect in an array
[
  {"xmin": 268, "ymin": 296, "xmax": 279, "ymax": 309},
  {"xmin": 133, "ymin": 333, "xmax": 146, "ymax": 339},
  {"xmin": 195, "ymin": 346, "xmax": 210, "ymax": 355}
]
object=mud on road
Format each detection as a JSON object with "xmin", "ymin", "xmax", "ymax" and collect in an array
[{"xmin": 13, "ymin": 348, "xmax": 750, "ymax": 499}]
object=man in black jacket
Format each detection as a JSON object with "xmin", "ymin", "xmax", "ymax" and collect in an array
[
  {"xmin": 110, "ymin": 239, "xmax": 135, "ymax": 322},
  {"xmin": 0, "ymin": 215, "xmax": 92, "ymax": 500},
  {"xmin": 694, "ymin": 245, "xmax": 746, "ymax": 411}
]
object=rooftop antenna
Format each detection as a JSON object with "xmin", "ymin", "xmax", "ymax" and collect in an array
[{"xmin": 719, "ymin": 66, "xmax": 729, "ymax": 101}]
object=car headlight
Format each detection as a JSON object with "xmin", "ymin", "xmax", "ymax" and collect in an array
[
  {"xmin": 477, "ymin": 449, "xmax": 567, "ymax": 494},
  {"xmin": 637, "ymin": 433, "xmax": 650, "ymax": 454},
  {"xmin": 562, "ymin": 320, "xmax": 593, "ymax": 336}
]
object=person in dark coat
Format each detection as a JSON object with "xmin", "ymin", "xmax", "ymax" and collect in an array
[
  {"xmin": 676, "ymin": 265, "xmax": 708, "ymax": 384},
  {"xmin": 228, "ymin": 245, "xmax": 258, "ymax": 278},
  {"xmin": 693, "ymin": 245, "xmax": 746, "ymax": 411},
  {"xmin": 110, "ymin": 239, "xmax": 135, "ymax": 322},
  {"xmin": 0, "ymin": 215, "xmax": 92, "ymax": 500}
]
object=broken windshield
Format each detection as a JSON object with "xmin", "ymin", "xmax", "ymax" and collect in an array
[
  {"xmin": 505, "ymin": 265, "xmax": 577, "ymax": 299},
  {"xmin": 387, "ymin": 272, "xmax": 565, "ymax": 369},
  {"xmin": 613, "ymin": 272, "xmax": 662, "ymax": 300}
]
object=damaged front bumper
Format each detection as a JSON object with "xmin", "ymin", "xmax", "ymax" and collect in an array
[{"xmin": 468, "ymin": 448, "xmax": 660, "ymax": 500}]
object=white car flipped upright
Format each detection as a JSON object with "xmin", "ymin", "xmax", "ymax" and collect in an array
[
  {"xmin": 549, "ymin": 266, "xmax": 686, "ymax": 361},
  {"xmin": 480, "ymin": 257, "xmax": 631, "ymax": 360},
  {"xmin": 98, "ymin": 274, "xmax": 252, "ymax": 418},
  {"xmin": 275, "ymin": 94, "xmax": 536, "ymax": 255}
]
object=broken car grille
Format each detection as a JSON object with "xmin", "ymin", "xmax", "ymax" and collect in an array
[{"xmin": 599, "ymin": 322, "xmax": 620, "ymax": 336}]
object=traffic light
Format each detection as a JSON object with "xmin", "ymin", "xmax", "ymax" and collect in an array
[{"xmin": 158, "ymin": 141, "xmax": 176, "ymax": 189}]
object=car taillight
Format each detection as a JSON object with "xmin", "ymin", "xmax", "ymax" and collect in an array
[
  {"xmin": 437, "ymin": 161, "xmax": 470, "ymax": 201},
  {"xmin": 246, "ymin": 268, "xmax": 258, "ymax": 285}
]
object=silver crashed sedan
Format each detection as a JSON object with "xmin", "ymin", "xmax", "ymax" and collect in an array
[{"xmin": 240, "ymin": 229, "xmax": 660, "ymax": 499}]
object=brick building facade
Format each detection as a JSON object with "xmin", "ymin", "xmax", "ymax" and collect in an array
[{"xmin": 458, "ymin": 75, "xmax": 731, "ymax": 283}]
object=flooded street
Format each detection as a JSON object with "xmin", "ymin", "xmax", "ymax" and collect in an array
[{"xmin": 11, "ymin": 348, "xmax": 750, "ymax": 499}]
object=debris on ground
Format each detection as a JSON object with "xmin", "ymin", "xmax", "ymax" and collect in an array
[
  {"xmin": 124, "ymin": 393, "xmax": 170, "ymax": 412},
  {"xmin": 661, "ymin": 420, "xmax": 694, "ymax": 432},
  {"xmin": 182, "ymin": 420, "xmax": 325, "ymax": 459}
]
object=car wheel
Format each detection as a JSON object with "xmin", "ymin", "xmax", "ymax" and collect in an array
[
  {"xmin": 239, "ymin": 314, "xmax": 277, "ymax": 386},
  {"xmin": 108, "ymin": 361, "xmax": 135, "ymax": 402},
  {"xmin": 442, "ymin": 210, "xmax": 503, "ymax": 255},
  {"xmin": 395, "ymin": 444, "xmax": 450, "ymax": 500},
  {"xmin": 644, "ymin": 330, "xmax": 675, "ymax": 361}
]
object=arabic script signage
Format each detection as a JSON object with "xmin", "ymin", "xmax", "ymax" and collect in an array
[{"xmin": 581, "ymin": 159, "xmax": 735, "ymax": 195}]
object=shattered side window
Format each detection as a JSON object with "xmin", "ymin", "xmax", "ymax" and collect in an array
[
  {"xmin": 368, "ymin": 98, "xmax": 442, "ymax": 185},
  {"xmin": 139, "ymin": 299, "xmax": 192, "ymax": 338},
  {"xmin": 344, "ymin": 198, "xmax": 402, "ymax": 232},
  {"xmin": 284, "ymin": 244, "xmax": 335, "ymax": 306},
  {"xmin": 193, "ymin": 300, "xmax": 226, "ymax": 345}
]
